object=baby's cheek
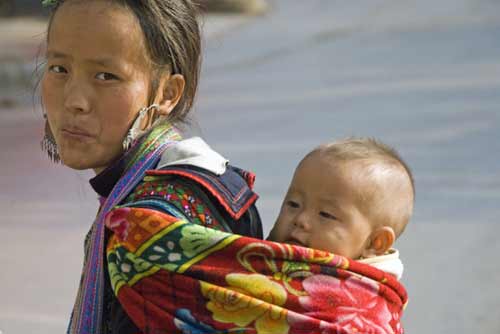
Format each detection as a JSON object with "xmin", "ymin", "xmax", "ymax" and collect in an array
[
  {"xmin": 268, "ymin": 220, "xmax": 286, "ymax": 242},
  {"xmin": 267, "ymin": 226, "xmax": 278, "ymax": 241},
  {"xmin": 316, "ymin": 230, "xmax": 343, "ymax": 252}
]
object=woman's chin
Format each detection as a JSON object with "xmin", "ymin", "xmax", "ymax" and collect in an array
[
  {"xmin": 59, "ymin": 149, "xmax": 98, "ymax": 171},
  {"xmin": 59, "ymin": 151, "xmax": 114, "ymax": 173},
  {"xmin": 60, "ymin": 157, "xmax": 94, "ymax": 171},
  {"xmin": 57, "ymin": 142, "xmax": 121, "ymax": 172}
]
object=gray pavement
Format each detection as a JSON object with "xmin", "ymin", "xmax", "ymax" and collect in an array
[
  {"xmin": 1, "ymin": 1, "xmax": 500, "ymax": 333},
  {"xmin": 0, "ymin": 17, "xmax": 45, "ymax": 96}
]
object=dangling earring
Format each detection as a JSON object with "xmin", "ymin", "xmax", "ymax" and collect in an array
[
  {"xmin": 122, "ymin": 104, "xmax": 160, "ymax": 151},
  {"xmin": 41, "ymin": 113, "xmax": 61, "ymax": 163}
]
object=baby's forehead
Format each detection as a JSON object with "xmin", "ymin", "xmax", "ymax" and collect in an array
[
  {"xmin": 295, "ymin": 155, "xmax": 377, "ymax": 197},
  {"xmin": 298, "ymin": 153, "xmax": 406, "ymax": 202},
  {"xmin": 300, "ymin": 152, "xmax": 371, "ymax": 176},
  {"xmin": 308, "ymin": 150, "xmax": 400, "ymax": 176}
]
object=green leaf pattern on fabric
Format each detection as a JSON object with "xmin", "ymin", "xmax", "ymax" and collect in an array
[
  {"xmin": 108, "ymin": 223, "xmax": 232, "ymax": 292},
  {"xmin": 180, "ymin": 224, "xmax": 228, "ymax": 258},
  {"xmin": 42, "ymin": 0, "xmax": 58, "ymax": 7}
]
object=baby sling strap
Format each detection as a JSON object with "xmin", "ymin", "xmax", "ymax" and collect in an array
[{"xmin": 67, "ymin": 124, "xmax": 179, "ymax": 334}]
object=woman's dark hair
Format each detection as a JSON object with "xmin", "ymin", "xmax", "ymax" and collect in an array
[{"xmin": 46, "ymin": 0, "xmax": 202, "ymax": 123}]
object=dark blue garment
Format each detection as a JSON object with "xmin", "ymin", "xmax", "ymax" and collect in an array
[
  {"xmin": 91, "ymin": 146, "xmax": 263, "ymax": 334},
  {"xmin": 153, "ymin": 164, "xmax": 259, "ymax": 218}
]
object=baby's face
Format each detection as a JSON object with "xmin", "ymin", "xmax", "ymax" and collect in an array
[{"xmin": 270, "ymin": 155, "xmax": 373, "ymax": 259}]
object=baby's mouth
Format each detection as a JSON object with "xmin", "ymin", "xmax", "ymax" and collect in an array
[{"xmin": 286, "ymin": 237, "xmax": 306, "ymax": 247}]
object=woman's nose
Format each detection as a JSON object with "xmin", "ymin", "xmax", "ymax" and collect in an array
[{"xmin": 64, "ymin": 78, "xmax": 91, "ymax": 113}]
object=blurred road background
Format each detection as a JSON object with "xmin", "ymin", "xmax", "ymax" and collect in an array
[{"xmin": 1, "ymin": 0, "xmax": 500, "ymax": 333}]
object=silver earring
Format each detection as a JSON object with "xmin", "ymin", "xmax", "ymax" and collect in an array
[
  {"xmin": 122, "ymin": 104, "xmax": 160, "ymax": 151},
  {"xmin": 41, "ymin": 113, "xmax": 61, "ymax": 163}
]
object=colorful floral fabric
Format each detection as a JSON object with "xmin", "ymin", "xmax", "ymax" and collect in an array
[{"xmin": 105, "ymin": 207, "xmax": 408, "ymax": 334}]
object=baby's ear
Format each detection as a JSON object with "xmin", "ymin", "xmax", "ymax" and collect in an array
[{"xmin": 361, "ymin": 226, "xmax": 395, "ymax": 258}]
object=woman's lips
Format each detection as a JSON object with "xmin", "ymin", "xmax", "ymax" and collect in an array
[{"xmin": 61, "ymin": 127, "xmax": 94, "ymax": 140}]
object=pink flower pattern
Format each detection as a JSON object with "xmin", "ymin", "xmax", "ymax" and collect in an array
[
  {"xmin": 104, "ymin": 208, "xmax": 131, "ymax": 241},
  {"xmin": 298, "ymin": 275, "xmax": 396, "ymax": 334}
]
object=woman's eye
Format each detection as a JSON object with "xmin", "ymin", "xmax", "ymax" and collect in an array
[
  {"xmin": 319, "ymin": 211, "xmax": 337, "ymax": 220},
  {"xmin": 96, "ymin": 72, "xmax": 119, "ymax": 81},
  {"xmin": 286, "ymin": 200, "xmax": 300, "ymax": 208},
  {"xmin": 48, "ymin": 65, "xmax": 67, "ymax": 74}
]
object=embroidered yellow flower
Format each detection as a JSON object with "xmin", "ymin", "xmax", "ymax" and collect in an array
[{"xmin": 200, "ymin": 273, "xmax": 289, "ymax": 334}]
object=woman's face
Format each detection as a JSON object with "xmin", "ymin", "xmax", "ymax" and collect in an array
[{"xmin": 42, "ymin": 0, "xmax": 152, "ymax": 173}]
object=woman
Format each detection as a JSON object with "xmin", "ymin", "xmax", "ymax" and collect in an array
[
  {"xmin": 41, "ymin": 1, "xmax": 408, "ymax": 333},
  {"xmin": 41, "ymin": 0, "xmax": 262, "ymax": 333}
]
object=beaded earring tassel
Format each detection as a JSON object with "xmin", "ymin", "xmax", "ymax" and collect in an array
[{"xmin": 41, "ymin": 116, "xmax": 61, "ymax": 163}]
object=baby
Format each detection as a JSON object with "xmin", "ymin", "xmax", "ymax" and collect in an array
[{"xmin": 268, "ymin": 137, "xmax": 414, "ymax": 278}]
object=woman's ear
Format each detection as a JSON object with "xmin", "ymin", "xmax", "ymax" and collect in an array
[
  {"xmin": 154, "ymin": 73, "xmax": 186, "ymax": 116},
  {"xmin": 361, "ymin": 226, "xmax": 395, "ymax": 258}
]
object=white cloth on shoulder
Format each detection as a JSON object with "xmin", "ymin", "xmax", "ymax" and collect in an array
[
  {"xmin": 358, "ymin": 249, "xmax": 404, "ymax": 280},
  {"xmin": 156, "ymin": 137, "xmax": 228, "ymax": 175}
]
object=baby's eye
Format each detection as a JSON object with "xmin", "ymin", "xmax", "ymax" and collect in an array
[
  {"xmin": 48, "ymin": 65, "xmax": 67, "ymax": 74},
  {"xmin": 96, "ymin": 72, "xmax": 119, "ymax": 81},
  {"xmin": 319, "ymin": 211, "xmax": 337, "ymax": 220},
  {"xmin": 286, "ymin": 200, "xmax": 300, "ymax": 209}
]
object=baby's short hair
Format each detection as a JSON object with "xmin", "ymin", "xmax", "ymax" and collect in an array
[{"xmin": 306, "ymin": 138, "xmax": 414, "ymax": 237}]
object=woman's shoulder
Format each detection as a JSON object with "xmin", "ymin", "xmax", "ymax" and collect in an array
[
  {"xmin": 121, "ymin": 137, "xmax": 262, "ymax": 238},
  {"xmin": 147, "ymin": 164, "xmax": 258, "ymax": 218},
  {"xmin": 123, "ymin": 166, "xmax": 262, "ymax": 237}
]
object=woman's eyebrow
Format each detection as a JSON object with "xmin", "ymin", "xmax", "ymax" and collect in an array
[
  {"xmin": 84, "ymin": 57, "xmax": 120, "ymax": 67},
  {"xmin": 46, "ymin": 50, "xmax": 119, "ymax": 67}
]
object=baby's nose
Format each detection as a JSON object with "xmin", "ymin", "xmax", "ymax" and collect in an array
[{"xmin": 293, "ymin": 212, "xmax": 311, "ymax": 231}]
